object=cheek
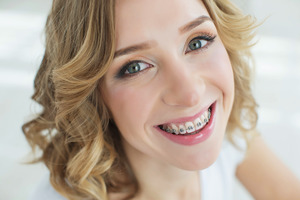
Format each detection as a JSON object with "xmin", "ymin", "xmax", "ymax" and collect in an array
[
  {"xmin": 207, "ymin": 43, "xmax": 234, "ymax": 99},
  {"xmin": 104, "ymin": 84, "xmax": 155, "ymax": 137}
]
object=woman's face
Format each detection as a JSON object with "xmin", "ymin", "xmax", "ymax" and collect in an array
[{"xmin": 101, "ymin": 0, "xmax": 234, "ymax": 170}]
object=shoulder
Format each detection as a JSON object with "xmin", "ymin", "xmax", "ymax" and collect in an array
[
  {"xmin": 28, "ymin": 174, "xmax": 67, "ymax": 200},
  {"xmin": 236, "ymin": 134, "xmax": 300, "ymax": 199},
  {"xmin": 221, "ymin": 134, "xmax": 247, "ymax": 166}
]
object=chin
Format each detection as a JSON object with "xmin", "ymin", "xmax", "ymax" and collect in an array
[
  {"xmin": 182, "ymin": 149, "xmax": 222, "ymax": 171},
  {"xmin": 174, "ymin": 131, "xmax": 225, "ymax": 171}
]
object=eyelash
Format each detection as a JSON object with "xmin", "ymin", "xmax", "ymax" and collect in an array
[
  {"xmin": 185, "ymin": 33, "xmax": 216, "ymax": 53},
  {"xmin": 115, "ymin": 33, "xmax": 217, "ymax": 79},
  {"xmin": 115, "ymin": 60, "xmax": 153, "ymax": 79}
]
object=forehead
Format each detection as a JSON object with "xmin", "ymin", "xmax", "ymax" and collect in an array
[{"xmin": 115, "ymin": 0, "xmax": 210, "ymax": 49}]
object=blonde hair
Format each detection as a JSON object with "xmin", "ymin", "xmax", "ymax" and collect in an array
[
  {"xmin": 203, "ymin": 0, "xmax": 259, "ymax": 144},
  {"xmin": 22, "ymin": 0, "xmax": 258, "ymax": 199}
]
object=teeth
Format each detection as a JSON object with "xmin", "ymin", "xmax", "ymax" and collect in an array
[
  {"xmin": 194, "ymin": 118, "xmax": 203, "ymax": 130},
  {"xmin": 204, "ymin": 111, "xmax": 208, "ymax": 119},
  {"xmin": 162, "ymin": 125, "xmax": 168, "ymax": 132},
  {"xmin": 179, "ymin": 125, "xmax": 186, "ymax": 134},
  {"xmin": 200, "ymin": 115, "xmax": 206, "ymax": 123},
  {"xmin": 185, "ymin": 122, "xmax": 195, "ymax": 133},
  {"xmin": 171, "ymin": 124, "xmax": 179, "ymax": 135},
  {"xmin": 204, "ymin": 111, "xmax": 209, "ymax": 123},
  {"xmin": 160, "ymin": 107, "xmax": 212, "ymax": 135},
  {"xmin": 166, "ymin": 128, "xmax": 172, "ymax": 133}
]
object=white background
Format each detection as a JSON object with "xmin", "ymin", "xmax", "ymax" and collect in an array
[{"xmin": 0, "ymin": 0, "xmax": 300, "ymax": 199}]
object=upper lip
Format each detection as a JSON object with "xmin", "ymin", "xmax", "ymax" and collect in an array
[{"xmin": 156, "ymin": 101, "xmax": 215, "ymax": 126}]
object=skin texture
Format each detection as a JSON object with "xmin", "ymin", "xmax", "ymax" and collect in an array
[
  {"xmin": 102, "ymin": 0, "xmax": 234, "ymax": 199},
  {"xmin": 103, "ymin": 0, "xmax": 234, "ymax": 169},
  {"xmin": 236, "ymin": 134, "xmax": 300, "ymax": 200},
  {"xmin": 101, "ymin": 0, "xmax": 300, "ymax": 199}
]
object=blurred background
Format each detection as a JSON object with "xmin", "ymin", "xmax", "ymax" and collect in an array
[{"xmin": 0, "ymin": 0, "xmax": 299, "ymax": 199}]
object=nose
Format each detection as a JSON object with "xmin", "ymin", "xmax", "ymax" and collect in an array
[{"xmin": 161, "ymin": 59, "xmax": 205, "ymax": 107}]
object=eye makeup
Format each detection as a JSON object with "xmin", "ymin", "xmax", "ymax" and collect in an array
[
  {"xmin": 185, "ymin": 32, "xmax": 217, "ymax": 53},
  {"xmin": 115, "ymin": 60, "xmax": 154, "ymax": 79},
  {"xmin": 114, "ymin": 32, "xmax": 217, "ymax": 79}
]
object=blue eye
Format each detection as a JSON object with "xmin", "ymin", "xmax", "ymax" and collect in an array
[
  {"xmin": 188, "ymin": 39, "xmax": 207, "ymax": 50},
  {"xmin": 125, "ymin": 62, "xmax": 143, "ymax": 74},
  {"xmin": 116, "ymin": 61, "xmax": 152, "ymax": 78},
  {"xmin": 186, "ymin": 35, "xmax": 216, "ymax": 53}
]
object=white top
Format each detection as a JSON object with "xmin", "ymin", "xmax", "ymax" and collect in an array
[
  {"xmin": 29, "ymin": 138, "xmax": 246, "ymax": 200},
  {"xmin": 200, "ymin": 138, "xmax": 246, "ymax": 200}
]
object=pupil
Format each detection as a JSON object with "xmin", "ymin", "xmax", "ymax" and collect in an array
[
  {"xmin": 189, "ymin": 40, "xmax": 202, "ymax": 50},
  {"xmin": 128, "ymin": 63, "xmax": 140, "ymax": 73}
]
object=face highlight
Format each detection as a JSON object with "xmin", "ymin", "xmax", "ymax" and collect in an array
[{"xmin": 101, "ymin": 0, "xmax": 235, "ymax": 170}]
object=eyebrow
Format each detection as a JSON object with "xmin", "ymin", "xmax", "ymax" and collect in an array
[
  {"xmin": 179, "ymin": 15, "xmax": 212, "ymax": 34},
  {"xmin": 114, "ymin": 41, "xmax": 156, "ymax": 58},
  {"xmin": 114, "ymin": 15, "xmax": 212, "ymax": 58}
]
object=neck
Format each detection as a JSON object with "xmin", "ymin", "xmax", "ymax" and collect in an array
[{"xmin": 123, "ymin": 140, "xmax": 201, "ymax": 200}]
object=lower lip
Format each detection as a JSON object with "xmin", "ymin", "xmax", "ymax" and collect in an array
[{"xmin": 156, "ymin": 102, "xmax": 216, "ymax": 146}]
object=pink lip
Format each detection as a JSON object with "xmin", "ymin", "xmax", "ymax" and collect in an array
[{"xmin": 155, "ymin": 102, "xmax": 216, "ymax": 146}]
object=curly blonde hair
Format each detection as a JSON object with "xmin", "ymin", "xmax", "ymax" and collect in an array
[{"xmin": 22, "ymin": 0, "xmax": 258, "ymax": 199}]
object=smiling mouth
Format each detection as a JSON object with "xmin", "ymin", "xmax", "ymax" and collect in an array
[{"xmin": 158, "ymin": 104, "xmax": 213, "ymax": 136}]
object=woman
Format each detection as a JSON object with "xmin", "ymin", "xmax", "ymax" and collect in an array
[{"xmin": 24, "ymin": 0, "xmax": 300, "ymax": 199}]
